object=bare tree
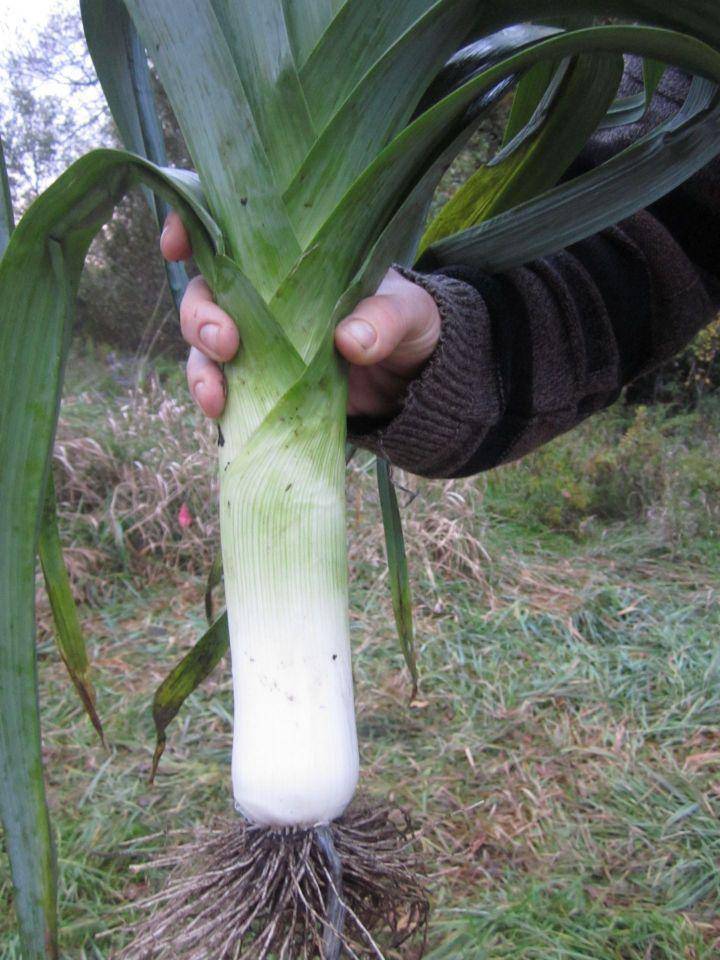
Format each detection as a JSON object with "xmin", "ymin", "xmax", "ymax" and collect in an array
[
  {"xmin": 1, "ymin": 5, "xmax": 189, "ymax": 357},
  {"xmin": 0, "ymin": 6, "xmax": 110, "ymax": 208}
]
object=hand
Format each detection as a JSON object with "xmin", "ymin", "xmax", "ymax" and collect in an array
[{"xmin": 161, "ymin": 212, "xmax": 441, "ymax": 419}]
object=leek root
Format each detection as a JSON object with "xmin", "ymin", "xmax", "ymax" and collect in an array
[{"xmin": 122, "ymin": 806, "xmax": 428, "ymax": 959}]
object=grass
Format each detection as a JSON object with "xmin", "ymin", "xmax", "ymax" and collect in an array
[{"xmin": 1, "ymin": 352, "xmax": 719, "ymax": 958}]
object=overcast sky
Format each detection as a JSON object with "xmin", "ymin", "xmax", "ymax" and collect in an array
[{"xmin": 0, "ymin": 0, "xmax": 70, "ymax": 43}]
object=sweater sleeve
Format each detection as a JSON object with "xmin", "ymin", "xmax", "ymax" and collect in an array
[{"xmin": 347, "ymin": 58, "xmax": 720, "ymax": 479}]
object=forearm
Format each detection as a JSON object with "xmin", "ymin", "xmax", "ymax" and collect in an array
[
  {"xmin": 349, "ymin": 59, "xmax": 720, "ymax": 479},
  {"xmin": 348, "ymin": 208, "xmax": 715, "ymax": 478}
]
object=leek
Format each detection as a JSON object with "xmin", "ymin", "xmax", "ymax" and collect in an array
[{"xmin": 1, "ymin": 1, "xmax": 720, "ymax": 957}]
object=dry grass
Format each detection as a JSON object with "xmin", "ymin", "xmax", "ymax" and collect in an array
[
  {"xmin": 52, "ymin": 371, "xmax": 720, "ymax": 618},
  {"xmin": 52, "ymin": 375, "xmax": 219, "ymax": 590},
  {"xmin": 53, "ymin": 381, "xmax": 503, "ymax": 595},
  {"xmin": 6, "ymin": 361, "xmax": 718, "ymax": 958}
]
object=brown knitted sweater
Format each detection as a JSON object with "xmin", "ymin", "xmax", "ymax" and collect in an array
[{"xmin": 348, "ymin": 58, "xmax": 720, "ymax": 479}]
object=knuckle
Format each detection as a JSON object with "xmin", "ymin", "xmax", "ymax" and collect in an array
[
  {"xmin": 374, "ymin": 295, "xmax": 405, "ymax": 335},
  {"xmin": 179, "ymin": 279, "xmax": 206, "ymax": 340},
  {"xmin": 186, "ymin": 350, "xmax": 199, "ymax": 382},
  {"xmin": 179, "ymin": 306, "xmax": 194, "ymax": 342}
]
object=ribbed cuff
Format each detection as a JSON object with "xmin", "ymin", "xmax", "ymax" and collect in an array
[{"xmin": 347, "ymin": 266, "xmax": 501, "ymax": 479}]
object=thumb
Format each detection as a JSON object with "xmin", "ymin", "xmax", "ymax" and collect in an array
[{"xmin": 335, "ymin": 271, "xmax": 440, "ymax": 374}]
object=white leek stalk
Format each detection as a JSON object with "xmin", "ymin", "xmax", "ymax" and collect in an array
[{"xmin": 219, "ymin": 338, "xmax": 358, "ymax": 827}]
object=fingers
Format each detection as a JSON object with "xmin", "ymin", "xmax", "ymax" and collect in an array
[
  {"xmin": 334, "ymin": 268, "xmax": 440, "ymax": 375},
  {"xmin": 187, "ymin": 347, "xmax": 227, "ymax": 418},
  {"xmin": 180, "ymin": 275, "xmax": 240, "ymax": 363},
  {"xmin": 182, "ymin": 276, "xmax": 236, "ymax": 418},
  {"xmin": 160, "ymin": 210, "xmax": 192, "ymax": 261},
  {"xmin": 162, "ymin": 211, "xmax": 235, "ymax": 419}
]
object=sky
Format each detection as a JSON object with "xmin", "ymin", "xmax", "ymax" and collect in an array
[
  {"xmin": 0, "ymin": 0, "xmax": 71, "ymax": 44},
  {"xmin": 0, "ymin": 0, "xmax": 110, "ymax": 200}
]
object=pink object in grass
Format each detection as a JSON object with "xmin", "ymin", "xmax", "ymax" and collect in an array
[{"xmin": 178, "ymin": 503, "xmax": 193, "ymax": 530}]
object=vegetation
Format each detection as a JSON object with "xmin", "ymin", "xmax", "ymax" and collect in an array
[
  {"xmin": 1, "ymin": 357, "xmax": 719, "ymax": 957},
  {"xmin": 3, "ymin": 2, "xmax": 720, "ymax": 958}
]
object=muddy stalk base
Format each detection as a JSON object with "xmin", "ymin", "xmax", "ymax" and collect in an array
[{"xmin": 120, "ymin": 805, "xmax": 428, "ymax": 960}]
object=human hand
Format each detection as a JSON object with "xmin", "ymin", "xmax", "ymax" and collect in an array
[{"xmin": 161, "ymin": 212, "xmax": 441, "ymax": 419}]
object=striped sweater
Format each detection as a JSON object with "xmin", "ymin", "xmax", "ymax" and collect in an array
[{"xmin": 349, "ymin": 57, "xmax": 720, "ymax": 478}]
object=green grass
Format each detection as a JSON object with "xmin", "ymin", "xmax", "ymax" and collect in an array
[{"xmin": 2, "ymin": 359, "xmax": 719, "ymax": 958}]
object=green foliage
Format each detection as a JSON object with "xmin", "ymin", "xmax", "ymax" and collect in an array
[
  {"xmin": 3, "ymin": 372, "xmax": 720, "ymax": 956},
  {"xmin": 428, "ymin": 881, "xmax": 713, "ymax": 958},
  {"xmin": 38, "ymin": 476, "xmax": 105, "ymax": 746},
  {"xmin": 420, "ymin": 24, "xmax": 720, "ymax": 274},
  {"xmin": 485, "ymin": 392, "xmax": 720, "ymax": 556},
  {"xmin": 4, "ymin": 2, "xmax": 720, "ymax": 956},
  {"xmin": 420, "ymin": 51, "xmax": 623, "ymax": 250},
  {"xmin": 629, "ymin": 315, "xmax": 720, "ymax": 405},
  {"xmin": 150, "ymin": 612, "xmax": 229, "ymax": 782},
  {"xmin": 376, "ymin": 458, "xmax": 418, "ymax": 700},
  {"xmin": 0, "ymin": 147, "xmax": 216, "ymax": 960}
]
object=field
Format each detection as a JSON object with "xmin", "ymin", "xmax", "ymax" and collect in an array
[{"xmin": 1, "ymin": 353, "xmax": 719, "ymax": 958}]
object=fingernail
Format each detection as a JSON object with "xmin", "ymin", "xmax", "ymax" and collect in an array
[
  {"xmin": 342, "ymin": 318, "xmax": 376, "ymax": 350},
  {"xmin": 199, "ymin": 323, "xmax": 220, "ymax": 352}
]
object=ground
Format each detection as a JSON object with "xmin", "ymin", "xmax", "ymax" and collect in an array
[{"xmin": 1, "ymin": 354, "xmax": 719, "ymax": 958}]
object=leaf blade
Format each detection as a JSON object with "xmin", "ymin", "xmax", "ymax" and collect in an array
[
  {"xmin": 80, "ymin": 0, "xmax": 188, "ymax": 309},
  {"xmin": 284, "ymin": 0, "xmax": 476, "ymax": 245},
  {"xmin": 209, "ymin": 0, "xmax": 316, "ymax": 189},
  {"xmin": 124, "ymin": 0, "xmax": 302, "ymax": 298},
  {"xmin": 0, "ymin": 147, "xmax": 219, "ymax": 959},
  {"xmin": 420, "ymin": 75, "xmax": 720, "ymax": 273},
  {"xmin": 150, "ymin": 613, "xmax": 230, "ymax": 782},
  {"xmin": 299, "ymin": 0, "xmax": 438, "ymax": 130},
  {"xmin": 281, "ymin": 0, "xmax": 343, "ymax": 69},
  {"xmin": 37, "ymin": 476, "xmax": 105, "ymax": 746},
  {"xmin": 420, "ymin": 51, "xmax": 625, "ymax": 249},
  {"xmin": 205, "ymin": 553, "xmax": 223, "ymax": 625},
  {"xmin": 376, "ymin": 459, "xmax": 418, "ymax": 701},
  {"xmin": 502, "ymin": 59, "xmax": 558, "ymax": 146}
]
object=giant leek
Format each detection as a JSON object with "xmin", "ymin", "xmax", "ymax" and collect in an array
[{"xmin": 2, "ymin": 1, "xmax": 720, "ymax": 958}]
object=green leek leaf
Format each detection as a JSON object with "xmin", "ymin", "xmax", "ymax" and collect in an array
[
  {"xmin": 284, "ymin": 0, "xmax": 478, "ymax": 246},
  {"xmin": 473, "ymin": 1, "xmax": 720, "ymax": 49},
  {"xmin": 420, "ymin": 52, "xmax": 624, "ymax": 250},
  {"xmin": 37, "ymin": 476, "xmax": 105, "ymax": 746},
  {"xmin": 204, "ymin": 553, "xmax": 224, "ymax": 626},
  {"xmin": 124, "ymin": 0, "xmax": 302, "ymax": 300},
  {"xmin": 282, "ymin": 0, "xmax": 344, "ymax": 71},
  {"xmin": 7, "ymin": 119, "xmax": 105, "ymax": 746},
  {"xmin": 601, "ymin": 56, "xmax": 668, "ymax": 129},
  {"xmin": 420, "ymin": 76, "xmax": 720, "ymax": 273},
  {"xmin": 209, "ymin": 0, "xmax": 316, "ymax": 192},
  {"xmin": 417, "ymin": 25, "xmax": 560, "ymax": 118},
  {"xmin": 502, "ymin": 60, "xmax": 558, "ymax": 146},
  {"xmin": 81, "ymin": 0, "xmax": 188, "ymax": 310},
  {"xmin": 0, "ymin": 148, "xmax": 218, "ymax": 959},
  {"xmin": 376, "ymin": 459, "xmax": 418, "ymax": 701},
  {"xmin": 299, "ymin": 0, "xmax": 439, "ymax": 129},
  {"xmin": 644, "ymin": 57, "xmax": 667, "ymax": 103},
  {"xmin": 150, "ymin": 612, "xmax": 230, "ymax": 783}
]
